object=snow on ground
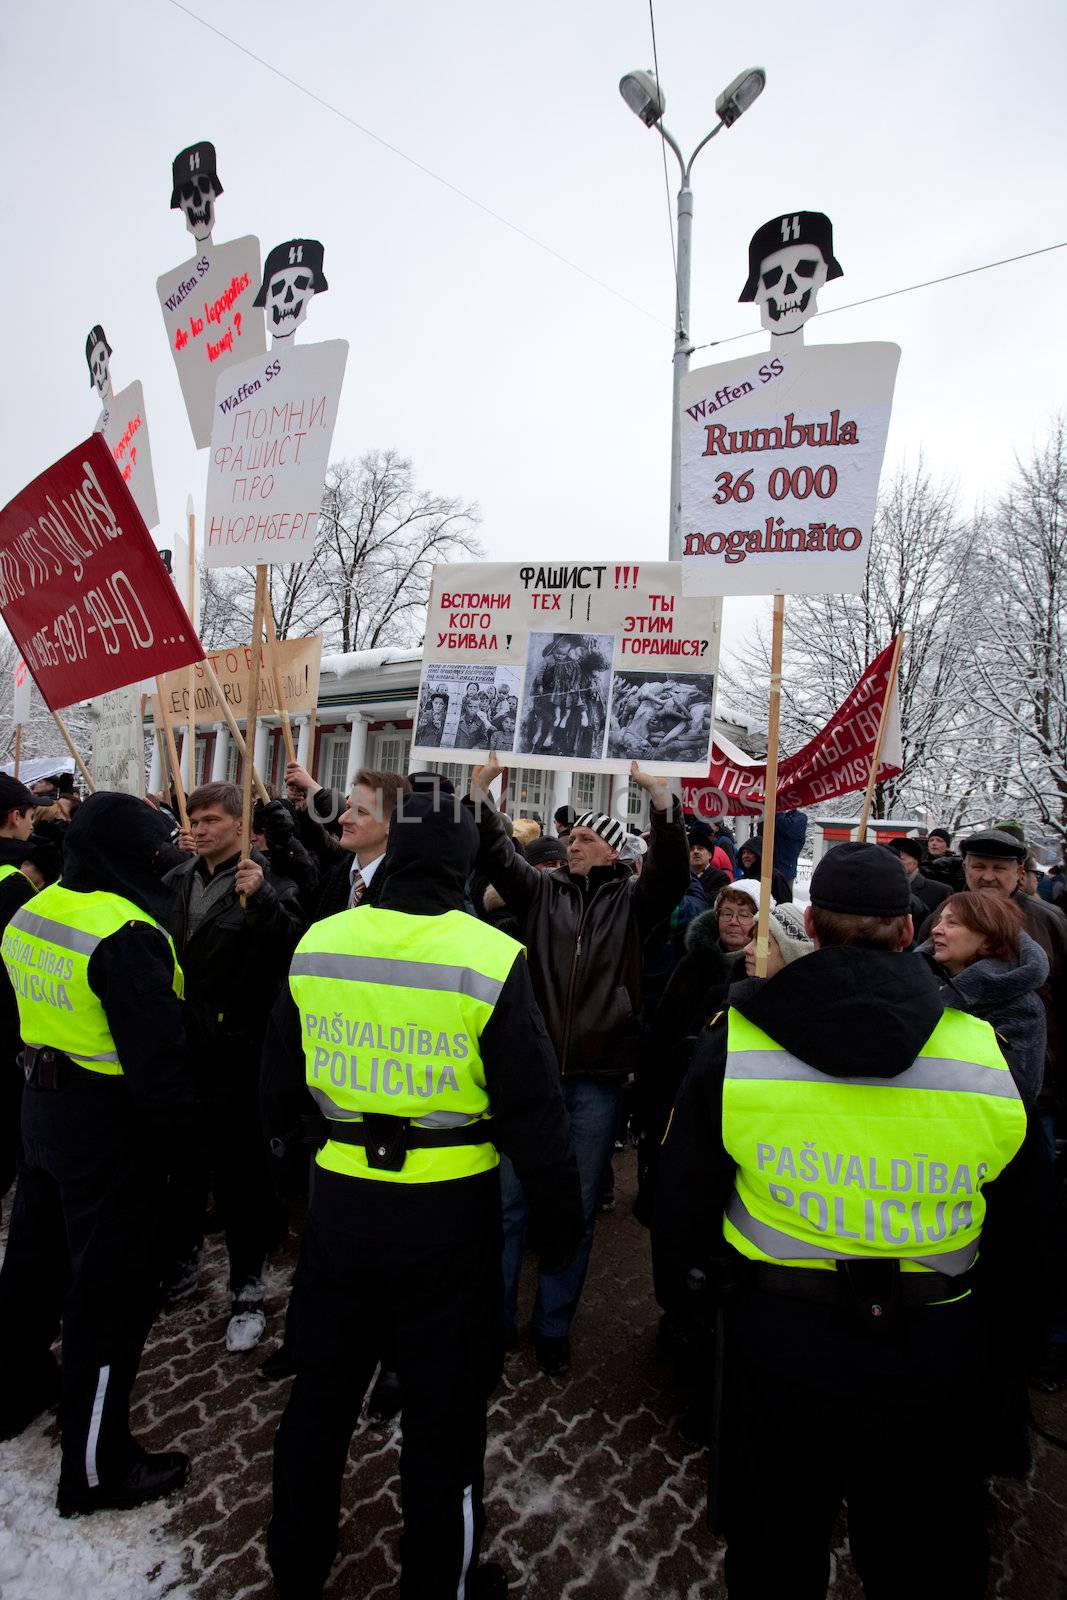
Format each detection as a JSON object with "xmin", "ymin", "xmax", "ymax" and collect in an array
[{"xmin": 0, "ymin": 1418, "xmax": 188, "ymax": 1600}]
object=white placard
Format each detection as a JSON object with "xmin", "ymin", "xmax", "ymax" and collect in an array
[
  {"xmin": 90, "ymin": 683, "xmax": 145, "ymax": 796},
  {"xmin": 157, "ymin": 237, "xmax": 267, "ymax": 448},
  {"xmin": 203, "ymin": 339, "xmax": 348, "ymax": 569},
  {"xmin": 412, "ymin": 561, "xmax": 722, "ymax": 774},
  {"xmin": 96, "ymin": 380, "xmax": 160, "ymax": 531},
  {"xmin": 680, "ymin": 342, "xmax": 899, "ymax": 596}
]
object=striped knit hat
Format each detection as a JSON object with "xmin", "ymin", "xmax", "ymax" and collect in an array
[{"xmin": 573, "ymin": 812, "xmax": 627, "ymax": 853}]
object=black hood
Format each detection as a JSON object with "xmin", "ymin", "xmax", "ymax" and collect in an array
[
  {"xmin": 0, "ymin": 837, "xmax": 33, "ymax": 870},
  {"xmin": 377, "ymin": 791, "xmax": 479, "ymax": 915},
  {"xmin": 735, "ymin": 946, "xmax": 944, "ymax": 1078},
  {"xmin": 60, "ymin": 793, "xmax": 179, "ymax": 925}
]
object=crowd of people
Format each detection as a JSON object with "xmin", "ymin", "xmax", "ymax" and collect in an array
[{"xmin": 0, "ymin": 755, "xmax": 1064, "ymax": 1598}]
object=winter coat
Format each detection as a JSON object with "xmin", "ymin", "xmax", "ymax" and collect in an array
[
  {"xmin": 467, "ymin": 795, "xmax": 690, "ymax": 1078},
  {"xmin": 641, "ymin": 872, "xmax": 709, "ymax": 1020},
  {"xmin": 735, "ymin": 845, "xmax": 792, "ymax": 905},
  {"xmin": 164, "ymin": 847, "xmax": 305, "ymax": 1070},
  {"xmin": 916, "ymin": 932, "xmax": 1048, "ymax": 1108},
  {"xmin": 908, "ymin": 869, "xmax": 951, "ymax": 917},
  {"xmin": 923, "ymin": 852, "xmax": 967, "ymax": 892}
]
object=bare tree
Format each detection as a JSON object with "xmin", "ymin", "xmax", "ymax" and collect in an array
[
  {"xmin": 0, "ymin": 628, "xmax": 92, "ymax": 773},
  {"xmin": 198, "ymin": 450, "xmax": 482, "ymax": 652},
  {"xmin": 961, "ymin": 417, "xmax": 1067, "ymax": 847},
  {"xmin": 719, "ymin": 460, "xmax": 981, "ymax": 821}
]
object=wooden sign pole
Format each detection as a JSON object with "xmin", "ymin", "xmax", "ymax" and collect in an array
[
  {"xmin": 264, "ymin": 601, "xmax": 297, "ymax": 767},
  {"xmin": 753, "ymin": 594, "xmax": 785, "ymax": 979},
  {"xmin": 856, "ymin": 632, "xmax": 905, "ymax": 842},
  {"xmin": 185, "ymin": 497, "xmax": 197, "ymax": 798},
  {"xmin": 51, "ymin": 712, "xmax": 96, "ymax": 795},
  {"xmin": 154, "ymin": 677, "xmax": 189, "ymax": 828},
  {"xmin": 239, "ymin": 566, "xmax": 269, "ymax": 861},
  {"xmin": 13, "ymin": 724, "xmax": 21, "ymax": 781}
]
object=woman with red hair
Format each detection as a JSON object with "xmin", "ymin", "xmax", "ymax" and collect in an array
[{"xmin": 919, "ymin": 891, "xmax": 1048, "ymax": 1107}]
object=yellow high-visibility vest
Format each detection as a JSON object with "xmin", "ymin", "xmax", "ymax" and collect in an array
[
  {"xmin": 2, "ymin": 884, "xmax": 183, "ymax": 1076},
  {"xmin": 722, "ymin": 1006, "xmax": 1026, "ymax": 1276},
  {"xmin": 289, "ymin": 905, "xmax": 521, "ymax": 1184}
]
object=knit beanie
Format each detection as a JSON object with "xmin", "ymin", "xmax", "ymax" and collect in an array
[
  {"xmin": 768, "ymin": 901, "xmax": 813, "ymax": 966},
  {"xmin": 573, "ymin": 811, "xmax": 627, "ymax": 852}
]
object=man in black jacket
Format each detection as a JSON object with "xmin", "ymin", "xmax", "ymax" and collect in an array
[
  {"xmin": 887, "ymin": 834, "xmax": 950, "ymax": 917},
  {"xmin": 162, "ymin": 781, "xmax": 304, "ymax": 1350},
  {"xmin": 467, "ymin": 754, "xmax": 689, "ymax": 1375},
  {"xmin": 0, "ymin": 773, "xmax": 45, "ymax": 1207},
  {"xmin": 261, "ymin": 792, "xmax": 582, "ymax": 1599},
  {"xmin": 656, "ymin": 842, "xmax": 1033, "ymax": 1599},
  {"xmin": 0, "ymin": 794, "xmax": 196, "ymax": 1511}
]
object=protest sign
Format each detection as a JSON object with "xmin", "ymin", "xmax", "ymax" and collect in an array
[
  {"xmin": 158, "ymin": 243, "xmax": 266, "ymax": 448},
  {"xmin": 12, "ymin": 658, "xmax": 30, "ymax": 726},
  {"xmin": 95, "ymin": 381, "xmax": 161, "ymax": 532},
  {"xmin": 153, "ymin": 634, "xmax": 322, "ymax": 726},
  {"xmin": 412, "ymin": 562, "xmax": 721, "ymax": 774},
  {"xmin": 679, "ymin": 343, "xmax": 899, "ymax": 597},
  {"xmin": 680, "ymin": 636, "xmax": 903, "ymax": 816},
  {"xmin": 90, "ymin": 684, "xmax": 145, "ymax": 796},
  {"xmin": 0, "ymin": 434, "xmax": 203, "ymax": 711},
  {"xmin": 203, "ymin": 339, "xmax": 347, "ymax": 568}
]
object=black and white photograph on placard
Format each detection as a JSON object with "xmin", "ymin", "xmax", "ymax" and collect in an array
[
  {"xmin": 415, "ymin": 663, "xmax": 520, "ymax": 753},
  {"xmin": 518, "ymin": 633, "xmax": 612, "ymax": 762},
  {"xmin": 606, "ymin": 670, "xmax": 716, "ymax": 764}
]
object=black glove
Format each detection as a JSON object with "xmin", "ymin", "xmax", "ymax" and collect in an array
[{"xmin": 254, "ymin": 798, "xmax": 296, "ymax": 847}]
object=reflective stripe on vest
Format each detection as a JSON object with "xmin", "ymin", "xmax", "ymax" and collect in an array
[
  {"xmin": 2, "ymin": 884, "xmax": 184, "ymax": 1076},
  {"xmin": 289, "ymin": 905, "xmax": 520, "ymax": 1185},
  {"xmin": 721, "ymin": 1007, "xmax": 1025, "ymax": 1276}
]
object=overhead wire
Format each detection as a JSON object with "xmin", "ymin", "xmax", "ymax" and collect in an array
[
  {"xmin": 647, "ymin": 0, "xmax": 678, "ymax": 292},
  {"xmin": 162, "ymin": 0, "xmax": 671, "ymax": 329},
  {"xmin": 690, "ymin": 241, "xmax": 1067, "ymax": 354}
]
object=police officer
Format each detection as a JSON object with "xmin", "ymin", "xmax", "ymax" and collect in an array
[
  {"xmin": 0, "ymin": 773, "xmax": 43, "ymax": 1208},
  {"xmin": 656, "ymin": 842, "xmax": 1029, "ymax": 1598},
  {"xmin": 262, "ymin": 789, "xmax": 582, "ymax": 1599},
  {"xmin": 0, "ymin": 794, "xmax": 196, "ymax": 1513}
]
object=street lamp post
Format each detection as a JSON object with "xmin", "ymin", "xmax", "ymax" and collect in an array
[{"xmin": 619, "ymin": 67, "xmax": 767, "ymax": 558}]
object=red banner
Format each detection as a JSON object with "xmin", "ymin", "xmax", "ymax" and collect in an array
[
  {"xmin": 682, "ymin": 638, "xmax": 902, "ymax": 817},
  {"xmin": 0, "ymin": 434, "xmax": 203, "ymax": 711}
]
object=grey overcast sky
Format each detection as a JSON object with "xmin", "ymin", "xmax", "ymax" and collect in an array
[{"xmin": 4, "ymin": 0, "xmax": 1066, "ymax": 657}]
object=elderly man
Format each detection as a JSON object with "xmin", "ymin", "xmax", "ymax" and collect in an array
[
  {"xmin": 467, "ymin": 754, "xmax": 689, "ymax": 1375},
  {"xmin": 888, "ymin": 835, "xmax": 951, "ymax": 917}
]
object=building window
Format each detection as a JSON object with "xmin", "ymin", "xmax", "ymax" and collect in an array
[
  {"xmin": 225, "ymin": 741, "xmax": 239, "ymax": 784},
  {"xmin": 428, "ymin": 760, "xmax": 472, "ymax": 794},
  {"xmin": 320, "ymin": 733, "xmax": 349, "ymax": 794},
  {"xmin": 506, "ymin": 766, "xmax": 548, "ymax": 819},
  {"xmin": 371, "ymin": 731, "xmax": 411, "ymax": 774},
  {"xmin": 572, "ymin": 771, "xmax": 599, "ymax": 814},
  {"xmin": 194, "ymin": 737, "xmax": 208, "ymax": 786},
  {"xmin": 626, "ymin": 778, "xmax": 648, "ymax": 824}
]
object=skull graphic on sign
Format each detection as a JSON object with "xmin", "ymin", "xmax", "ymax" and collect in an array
[
  {"xmin": 85, "ymin": 324, "xmax": 113, "ymax": 400},
  {"xmin": 253, "ymin": 240, "xmax": 329, "ymax": 342},
  {"xmin": 739, "ymin": 212, "xmax": 843, "ymax": 337},
  {"xmin": 169, "ymin": 141, "xmax": 224, "ymax": 244}
]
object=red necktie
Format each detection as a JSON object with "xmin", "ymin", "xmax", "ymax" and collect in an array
[{"xmin": 349, "ymin": 870, "xmax": 366, "ymax": 908}]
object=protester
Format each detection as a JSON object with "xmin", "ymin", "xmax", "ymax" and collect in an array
[
  {"xmin": 888, "ymin": 834, "xmax": 951, "ymax": 915},
  {"xmin": 310, "ymin": 769, "xmax": 412, "ymax": 919},
  {"xmin": 161, "ymin": 781, "xmax": 303, "ymax": 1350},
  {"xmin": 735, "ymin": 835, "xmax": 791, "ymax": 904},
  {"xmin": 924, "ymin": 827, "xmax": 967, "ymax": 892},
  {"xmin": 467, "ymin": 753, "xmax": 689, "ymax": 1377},
  {"xmin": 525, "ymin": 836, "xmax": 566, "ymax": 872},
  {"xmin": 251, "ymin": 797, "xmax": 320, "ymax": 914},
  {"xmin": 771, "ymin": 807, "xmax": 808, "ymax": 893},
  {"xmin": 918, "ymin": 891, "xmax": 1048, "ymax": 1107},
  {"xmin": 554, "ymin": 804, "xmax": 577, "ymax": 840},
  {"xmin": 687, "ymin": 821, "xmax": 732, "ymax": 901},
  {"xmin": 949, "ymin": 829, "xmax": 1067, "ymax": 1142},
  {"xmin": 655, "ymin": 841, "xmax": 1030, "ymax": 1597},
  {"xmin": 512, "ymin": 817, "xmax": 541, "ymax": 848},
  {"xmin": 261, "ymin": 790, "xmax": 582, "ymax": 1600},
  {"xmin": 0, "ymin": 794, "xmax": 196, "ymax": 1513}
]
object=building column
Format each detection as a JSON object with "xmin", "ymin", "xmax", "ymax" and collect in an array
[
  {"xmin": 551, "ymin": 767, "xmax": 573, "ymax": 821},
  {"xmin": 407, "ymin": 754, "xmax": 431, "ymax": 775},
  {"xmin": 345, "ymin": 714, "xmax": 369, "ymax": 787},
  {"xmin": 253, "ymin": 719, "xmax": 271, "ymax": 788},
  {"xmin": 148, "ymin": 736, "xmax": 162, "ymax": 794},
  {"xmin": 296, "ymin": 714, "xmax": 311, "ymax": 767},
  {"xmin": 210, "ymin": 723, "xmax": 229, "ymax": 781}
]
